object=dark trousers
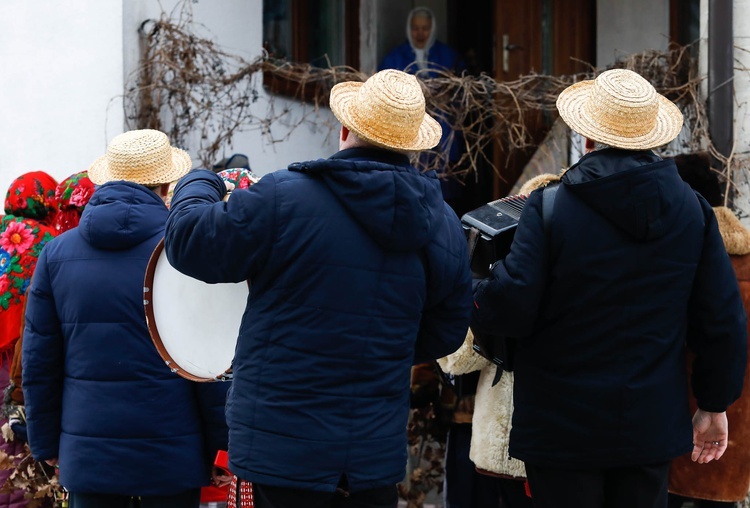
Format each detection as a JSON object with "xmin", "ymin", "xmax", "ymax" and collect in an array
[
  {"xmin": 444, "ymin": 424, "xmax": 532, "ymax": 508},
  {"xmin": 524, "ymin": 461, "xmax": 671, "ymax": 508},
  {"xmin": 668, "ymin": 493, "xmax": 734, "ymax": 508},
  {"xmin": 252, "ymin": 482, "xmax": 398, "ymax": 508},
  {"xmin": 68, "ymin": 489, "xmax": 201, "ymax": 508}
]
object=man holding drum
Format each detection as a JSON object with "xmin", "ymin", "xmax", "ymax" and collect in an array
[
  {"xmin": 164, "ymin": 69, "xmax": 473, "ymax": 508},
  {"xmin": 22, "ymin": 129, "xmax": 230, "ymax": 508}
]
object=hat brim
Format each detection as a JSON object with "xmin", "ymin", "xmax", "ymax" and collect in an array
[
  {"xmin": 329, "ymin": 81, "xmax": 443, "ymax": 152},
  {"xmin": 556, "ymin": 80, "xmax": 684, "ymax": 150},
  {"xmin": 88, "ymin": 147, "xmax": 192, "ymax": 186}
]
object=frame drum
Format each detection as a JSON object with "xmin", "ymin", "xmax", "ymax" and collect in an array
[{"xmin": 144, "ymin": 238, "xmax": 248, "ymax": 382}]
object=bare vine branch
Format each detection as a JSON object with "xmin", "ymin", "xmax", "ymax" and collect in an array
[{"xmin": 124, "ymin": 3, "xmax": 725, "ymax": 193}]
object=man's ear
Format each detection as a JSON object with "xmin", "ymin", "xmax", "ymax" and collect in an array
[
  {"xmin": 341, "ymin": 126, "xmax": 350, "ymax": 142},
  {"xmin": 585, "ymin": 137, "xmax": 595, "ymax": 153}
]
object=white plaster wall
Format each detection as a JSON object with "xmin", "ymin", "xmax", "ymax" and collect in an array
[
  {"xmin": 596, "ymin": 0, "xmax": 670, "ymax": 67},
  {"xmin": 0, "ymin": 1, "xmax": 124, "ymax": 200},
  {"xmin": 123, "ymin": 0, "xmax": 338, "ymax": 177}
]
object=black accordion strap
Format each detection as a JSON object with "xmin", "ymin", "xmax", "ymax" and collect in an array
[{"xmin": 466, "ymin": 226, "xmax": 481, "ymax": 262}]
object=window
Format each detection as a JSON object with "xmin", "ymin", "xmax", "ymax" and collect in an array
[{"xmin": 263, "ymin": 0, "xmax": 360, "ymax": 99}]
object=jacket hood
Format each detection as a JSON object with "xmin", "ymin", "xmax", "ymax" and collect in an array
[
  {"xmin": 561, "ymin": 148, "xmax": 683, "ymax": 241},
  {"xmin": 78, "ymin": 181, "xmax": 168, "ymax": 250},
  {"xmin": 288, "ymin": 147, "xmax": 445, "ymax": 252}
]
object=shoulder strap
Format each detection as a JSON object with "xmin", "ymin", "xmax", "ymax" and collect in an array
[
  {"xmin": 542, "ymin": 183, "xmax": 560, "ymax": 236},
  {"xmin": 466, "ymin": 226, "xmax": 481, "ymax": 262}
]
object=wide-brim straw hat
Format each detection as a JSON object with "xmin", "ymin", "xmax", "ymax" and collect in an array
[
  {"xmin": 556, "ymin": 68, "xmax": 684, "ymax": 150},
  {"xmin": 329, "ymin": 69, "xmax": 442, "ymax": 152},
  {"xmin": 89, "ymin": 129, "xmax": 192, "ymax": 186}
]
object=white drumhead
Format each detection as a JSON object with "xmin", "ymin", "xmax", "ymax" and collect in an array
[{"xmin": 144, "ymin": 240, "xmax": 248, "ymax": 381}]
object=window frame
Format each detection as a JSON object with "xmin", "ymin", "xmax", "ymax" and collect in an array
[{"xmin": 263, "ymin": 0, "xmax": 360, "ymax": 102}]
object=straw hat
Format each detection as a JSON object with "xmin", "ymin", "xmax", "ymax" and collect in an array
[
  {"xmin": 89, "ymin": 129, "xmax": 192, "ymax": 186},
  {"xmin": 556, "ymin": 69, "xmax": 683, "ymax": 150},
  {"xmin": 329, "ymin": 69, "xmax": 442, "ymax": 152}
]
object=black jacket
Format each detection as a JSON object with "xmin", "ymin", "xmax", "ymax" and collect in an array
[{"xmin": 472, "ymin": 148, "xmax": 747, "ymax": 468}]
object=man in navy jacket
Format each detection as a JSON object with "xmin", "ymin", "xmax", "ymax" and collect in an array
[
  {"xmin": 164, "ymin": 69, "xmax": 472, "ymax": 508},
  {"xmin": 23, "ymin": 130, "xmax": 229, "ymax": 508},
  {"xmin": 472, "ymin": 69, "xmax": 747, "ymax": 508}
]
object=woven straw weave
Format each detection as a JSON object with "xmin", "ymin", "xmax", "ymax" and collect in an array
[
  {"xmin": 329, "ymin": 69, "xmax": 442, "ymax": 152},
  {"xmin": 556, "ymin": 69, "xmax": 683, "ymax": 150},
  {"xmin": 89, "ymin": 129, "xmax": 192, "ymax": 186}
]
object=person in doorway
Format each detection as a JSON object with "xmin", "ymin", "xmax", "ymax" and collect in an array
[
  {"xmin": 379, "ymin": 6, "xmax": 466, "ymax": 213},
  {"xmin": 471, "ymin": 69, "xmax": 747, "ymax": 508},
  {"xmin": 379, "ymin": 7, "xmax": 463, "ymax": 77},
  {"xmin": 163, "ymin": 69, "xmax": 473, "ymax": 508},
  {"xmin": 22, "ymin": 129, "xmax": 229, "ymax": 508}
]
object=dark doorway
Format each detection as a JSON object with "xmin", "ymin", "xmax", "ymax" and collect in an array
[{"xmin": 447, "ymin": 0, "xmax": 496, "ymax": 215}]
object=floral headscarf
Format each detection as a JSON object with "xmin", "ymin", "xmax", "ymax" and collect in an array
[
  {"xmin": 164, "ymin": 169, "xmax": 260, "ymax": 209},
  {"xmin": 0, "ymin": 171, "xmax": 59, "ymax": 356},
  {"xmin": 217, "ymin": 168, "xmax": 260, "ymax": 190},
  {"xmin": 4, "ymin": 171, "xmax": 58, "ymax": 224},
  {"xmin": 54, "ymin": 171, "xmax": 95, "ymax": 233}
]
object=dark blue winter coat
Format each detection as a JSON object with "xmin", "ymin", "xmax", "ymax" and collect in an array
[
  {"xmin": 164, "ymin": 148, "xmax": 472, "ymax": 492},
  {"xmin": 22, "ymin": 181, "xmax": 229, "ymax": 496},
  {"xmin": 472, "ymin": 148, "xmax": 747, "ymax": 468}
]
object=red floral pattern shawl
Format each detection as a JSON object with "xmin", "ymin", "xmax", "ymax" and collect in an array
[{"xmin": 0, "ymin": 172, "xmax": 59, "ymax": 356}]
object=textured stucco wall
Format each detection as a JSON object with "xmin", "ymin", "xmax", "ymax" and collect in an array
[
  {"xmin": 597, "ymin": 0, "xmax": 670, "ymax": 67},
  {"xmin": 0, "ymin": 1, "xmax": 124, "ymax": 196}
]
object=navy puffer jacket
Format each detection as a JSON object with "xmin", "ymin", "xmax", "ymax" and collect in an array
[
  {"xmin": 165, "ymin": 148, "xmax": 472, "ymax": 492},
  {"xmin": 473, "ymin": 149, "xmax": 747, "ymax": 468},
  {"xmin": 23, "ymin": 181, "xmax": 228, "ymax": 495}
]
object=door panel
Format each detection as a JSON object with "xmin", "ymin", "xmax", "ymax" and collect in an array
[
  {"xmin": 491, "ymin": 0, "xmax": 595, "ymax": 198},
  {"xmin": 496, "ymin": 2, "xmax": 543, "ymax": 81}
]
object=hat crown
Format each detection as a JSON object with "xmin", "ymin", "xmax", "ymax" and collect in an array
[
  {"xmin": 585, "ymin": 69, "xmax": 659, "ymax": 138},
  {"xmin": 106, "ymin": 130, "xmax": 174, "ymax": 182},
  {"xmin": 354, "ymin": 70, "xmax": 426, "ymax": 143},
  {"xmin": 89, "ymin": 129, "xmax": 192, "ymax": 186}
]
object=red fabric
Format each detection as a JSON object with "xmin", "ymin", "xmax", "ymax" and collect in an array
[
  {"xmin": 53, "ymin": 171, "xmax": 94, "ymax": 233},
  {"xmin": 202, "ymin": 450, "xmax": 231, "ymax": 503},
  {"xmin": 4, "ymin": 171, "xmax": 58, "ymax": 222},
  {"xmin": 215, "ymin": 449, "xmax": 229, "ymax": 471},
  {"xmin": 201, "ymin": 484, "xmax": 230, "ymax": 503}
]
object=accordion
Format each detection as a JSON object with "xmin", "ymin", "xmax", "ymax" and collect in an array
[
  {"xmin": 461, "ymin": 194, "xmax": 528, "ymax": 277},
  {"xmin": 461, "ymin": 194, "xmax": 528, "ymax": 373}
]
